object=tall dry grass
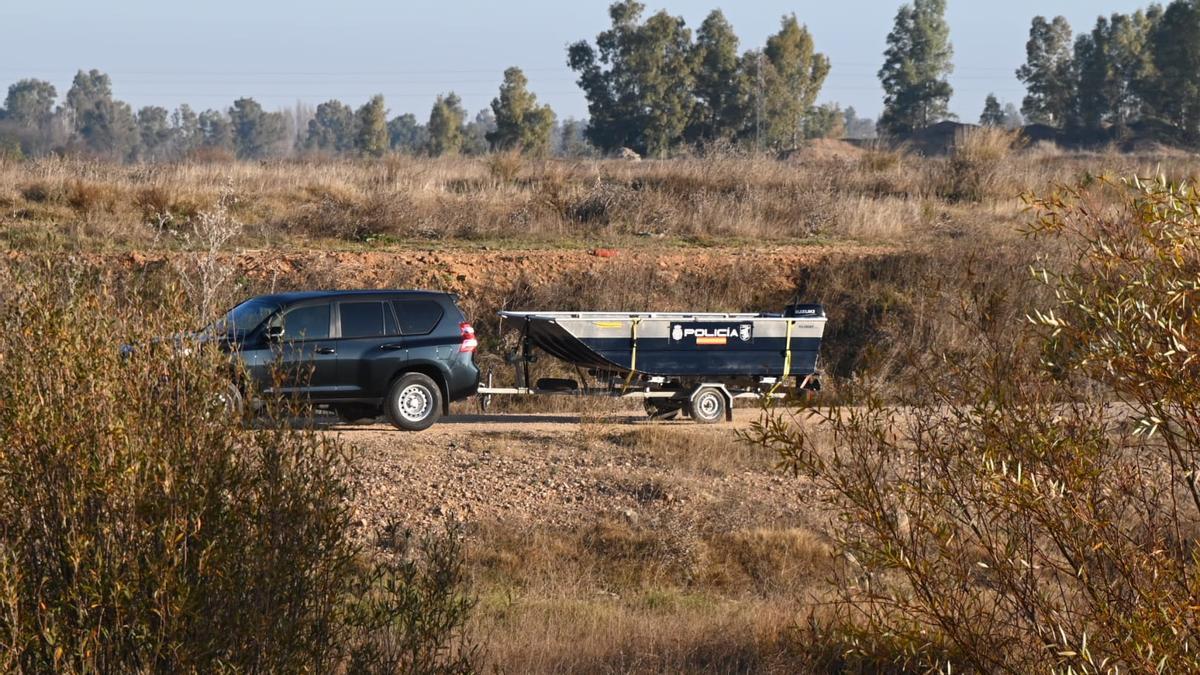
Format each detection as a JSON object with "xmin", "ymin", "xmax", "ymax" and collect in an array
[{"xmin": 2, "ymin": 149, "xmax": 1190, "ymax": 251}]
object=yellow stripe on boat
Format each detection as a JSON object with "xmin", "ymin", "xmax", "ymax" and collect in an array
[{"xmin": 593, "ymin": 321, "xmax": 624, "ymax": 328}]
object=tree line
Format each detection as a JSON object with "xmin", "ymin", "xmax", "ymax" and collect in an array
[
  {"xmin": 6, "ymin": 0, "xmax": 1200, "ymax": 162},
  {"xmin": 0, "ymin": 1, "xmax": 875, "ymax": 163},
  {"xmin": 0, "ymin": 67, "xmax": 579, "ymax": 162},
  {"xmin": 875, "ymin": 0, "xmax": 1200, "ymax": 141},
  {"xmin": 1016, "ymin": 1, "xmax": 1200, "ymax": 142}
]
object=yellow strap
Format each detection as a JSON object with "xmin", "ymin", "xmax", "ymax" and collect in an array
[
  {"xmin": 621, "ymin": 319, "xmax": 640, "ymax": 393},
  {"xmin": 768, "ymin": 320, "xmax": 794, "ymax": 398}
]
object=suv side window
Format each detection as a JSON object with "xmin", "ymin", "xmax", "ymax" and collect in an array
[
  {"xmin": 392, "ymin": 300, "xmax": 444, "ymax": 335},
  {"xmin": 278, "ymin": 303, "xmax": 331, "ymax": 340},
  {"xmin": 339, "ymin": 301, "xmax": 390, "ymax": 339}
]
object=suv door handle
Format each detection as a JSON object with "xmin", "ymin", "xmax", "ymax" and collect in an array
[
  {"xmin": 316, "ymin": 346, "xmax": 336, "ymax": 355},
  {"xmin": 379, "ymin": 343, "xmax": 405, "ymax": 351}
]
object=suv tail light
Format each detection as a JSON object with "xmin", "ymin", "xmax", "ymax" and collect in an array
[{"xmin": 459, "ymin": 322, "xmax": 478, "ymax": 353}]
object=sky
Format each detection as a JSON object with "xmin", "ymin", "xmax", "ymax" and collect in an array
[{"xmin": 0, "ymin": 0, "xmax": 1154, "ymax": 123}]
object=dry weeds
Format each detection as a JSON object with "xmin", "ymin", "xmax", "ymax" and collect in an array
[{"xmin": 2, "ymin": 150, "xmax": 1187, "ymax": 252}]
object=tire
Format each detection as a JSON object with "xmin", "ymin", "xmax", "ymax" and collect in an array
[
  {"xmin": 334, "ymin": 404, "xmax": 379, "ymax": 425},
  {"xmin": 217, "ymin": 382, "xmax": 245, "ymax": 420},
  {"xmin": 385, "ymin": 373, "xmax": 443, "ymax": 431},
  {"xmin": 688, "ymin": 387, "xmax": 727, "ymax": 425},
  {"xmin": 643, "ymin": 399, "xmax": 681, "ymax": 421}
]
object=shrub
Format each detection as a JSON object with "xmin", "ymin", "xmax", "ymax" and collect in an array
[
  {"xmin": 858, "ymin": 141, "xmax": 906, "ymax": 173},
  {"xmin": 64, "ymin": 179, "xmax": 110, "ymax": 214},
  {"xmin": 754, "ymin": 175, "xmax": 1200, "ymax": 672},
  {"xmin": 0, "ymin": 264, "xmax": 477, "ymax": 673},
  {"xmin": 484, "ymin": 151, "xmax": 524, "ymax": 185},
  {"xmin": 19, "ymin": 181, "xmax": 53, "ymax": 204},
  {"xmin": 940, "ymin": 126, "xmax": 1020, "ymax": 202}
]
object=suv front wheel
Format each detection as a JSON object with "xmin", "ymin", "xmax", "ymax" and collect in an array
[{"xmin": 385, "ymin": 373, "xmax": 443, "ymax": 431}]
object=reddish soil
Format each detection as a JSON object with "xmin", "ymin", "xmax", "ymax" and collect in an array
[{"xmin": 103, "ymin": 242, "xmax": 892, "ymax": 298}]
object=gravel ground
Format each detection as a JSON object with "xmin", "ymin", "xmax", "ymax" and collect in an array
[{"xmin": 334, "ymin": 409, "xmax": 823, "ymax": 539}]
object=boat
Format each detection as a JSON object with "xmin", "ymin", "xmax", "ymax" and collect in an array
[
  {"xmin": 478, "ymin": 305, "xmax": 827, "ymax": 424},
  {"xmin": 497, "ymin": 304, "xmax": 826, "ymax": 379}
]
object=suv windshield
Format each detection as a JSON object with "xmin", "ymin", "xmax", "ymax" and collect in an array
[{"xmin": 206, "ymin": 298, "xmax": 281, "ymax": 337}]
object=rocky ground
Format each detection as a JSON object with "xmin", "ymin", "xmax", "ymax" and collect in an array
[{"xmin": 335, "ymin": 406, "xmax": 824, "ymax": 541}]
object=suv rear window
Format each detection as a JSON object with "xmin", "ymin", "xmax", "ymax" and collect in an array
[
  {"xmin": 392, "ymin": 300, "xmax": 444, "ymax": 335},
  {"xmin": 339, "ymin": 301, "xmax": 389, "ymax": 338}
]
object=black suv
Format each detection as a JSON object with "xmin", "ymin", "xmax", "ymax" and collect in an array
[{"xmin": 209, "ymin": 290, "xmax": 479, "ymax": 430}]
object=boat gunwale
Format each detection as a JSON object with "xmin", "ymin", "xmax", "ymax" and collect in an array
[{"xmin": 498, "ymin": 311, "xmax": 826, "ymax": 323}]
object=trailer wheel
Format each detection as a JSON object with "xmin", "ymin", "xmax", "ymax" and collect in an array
[
  {"xmin": 688, "ymin": 387, "xmax": 726, "ymax": 424},
  {"xmin": 644, "ymin": 399, "xmax": 681, "ymax": 421}
]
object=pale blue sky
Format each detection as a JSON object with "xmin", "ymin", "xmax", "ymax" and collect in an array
[{"xmin": 0, "ymin": 1, "xmax": 1151, "ymax": 122}]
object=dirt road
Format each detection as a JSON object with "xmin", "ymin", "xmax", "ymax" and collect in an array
[{"xmin": 335, "ymin": 407, "xmax": 821, "ymax": 536}]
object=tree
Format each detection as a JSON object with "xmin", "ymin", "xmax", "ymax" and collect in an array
[
  {"xmin": 64, "ymin": 70, "xmax": 136, "ymax": 160},
  {"xmin": 1002, "ymin": 102, "xmax": 1024, "ymax": 129},
  {"xmin": 354, "ymin": 95, "xmax": 388, "ymax": 157},
  {"xmin": 636, "ymin": 9, "xmax": 695, "ymax": 156},
  {"xmin": 762, "ymin": 14, "xmax": 831, "ymax": 147},
  {"xmin": 198, "ymin": 109, "xmax": 234, "ymax": 152},
  {"xmin": 426, "ymin": 93, "xmax": 465, "ymax": 156},
  {"xmin": 387, "ymin": 113, "xmax": 426, "ymax": 153},
  {"xmin": 1072, "ymin": 20, "xmax": 1110, "ymax": 131},
  {"xmin": 1145, "ymin": 0, "xmax": 1200, "ymax": 140},
  {"xmin": 170, "ymin": 104, "xmax": 201, "ymax": 157},
  {"xmin": 878, "ymin": 0, "xmax": 954, "ymax": 135},
  {"xmin": 805, "ymin": 102, "xmax": 845, "ymax": 139},
  {"xmin": 462, "ymin": 109, "xmax": 495, "ymax": 155},
  {"xmin": 1107, "ymin": 10, "xmax": 1160, "ymax": 127},
  {"xmin": 486, "ymin": 67, "xmax": 555, "ymax": 155},
  {"xmin": 64, "ymin": 69, "xmax": 111, "ymax": 126},
  {"xmin": 1, "ymin": 79, "xmax": 59, "ymax": 156},
  {"xmin": 135, "ymin": 106, "xmax": 171, "ymax": 161},
  {"xmin": 843, "ymin": 106, "xmax": 877, "ymax": 139},
  {"xmin": 557, "ymin": 117, "xmax": 595, "ymax": 156},
  {"xmin": 228, "ymin": 97, "xmax": 286, "ymax": 159},
  {"xmin": 3, "ymin": 79, "xmax": 56, "ymax": 128},
  {"xmin": 1017, "ymin": 16, "xmax": 1076, "ymax": 126},
  {"xmin": 980, "ymin": 94, "xmax": 1005, "ymax": 126},
  {"xmin": 304, "ymin": 100, "xmax": 355, "ymax": 154},
  {"xmin": 689, "ymin": 10, "xmax": 746, "ymax": 142},
  {"xmin": 567, "ymin": 1, "xmax": 696, "ymax": 156},
  {"xmin": 1072, "ymin": 11, "xmax": 1160, "ymax": 133}
]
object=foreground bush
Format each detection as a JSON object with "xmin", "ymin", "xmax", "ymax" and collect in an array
[
  {"xmin": 756, "ymin": 176, "xmax": 1200, "ymax": 671},
  {"xmin": 0, "ymin": 267, "xmax": 475, "ymax": 673}
]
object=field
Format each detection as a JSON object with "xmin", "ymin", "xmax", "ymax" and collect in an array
[{"xmin": 3, "ymin": 134, "xmax": 1199, "ymax": 671}]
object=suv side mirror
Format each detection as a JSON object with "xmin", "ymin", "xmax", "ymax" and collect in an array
[{"xmin": 265, "ymin": 325, "xmax": 285, "ymax": 341}]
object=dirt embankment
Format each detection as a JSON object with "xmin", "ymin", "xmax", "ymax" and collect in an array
[{"xmin": 93, "ymin": 242, "xmax": 894, "ymax": 301}]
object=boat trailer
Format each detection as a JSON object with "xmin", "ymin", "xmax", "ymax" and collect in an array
[{"xmin": 476, "ymin": 306, "xmax": 826, "ymax": 424}]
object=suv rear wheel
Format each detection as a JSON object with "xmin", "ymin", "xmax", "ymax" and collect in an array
[{"xmin": 385, "ymin": 373, "xmax": 443, "ymax": 431}]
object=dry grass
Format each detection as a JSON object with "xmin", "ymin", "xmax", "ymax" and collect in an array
[
  {"xmin": 469, "ymin": 517, "xmax": 836, "ymax": 674},
  {"xmin": 1, "ymin": 149, "xmax": 1189, "ymax": 252},
  {"xmin": 478, "ymin": 594, "xmax": 808, "ymax": 674},
  {"xmin": 442, "ymin": 412, "xmax": 843, "ymax": 673}
]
